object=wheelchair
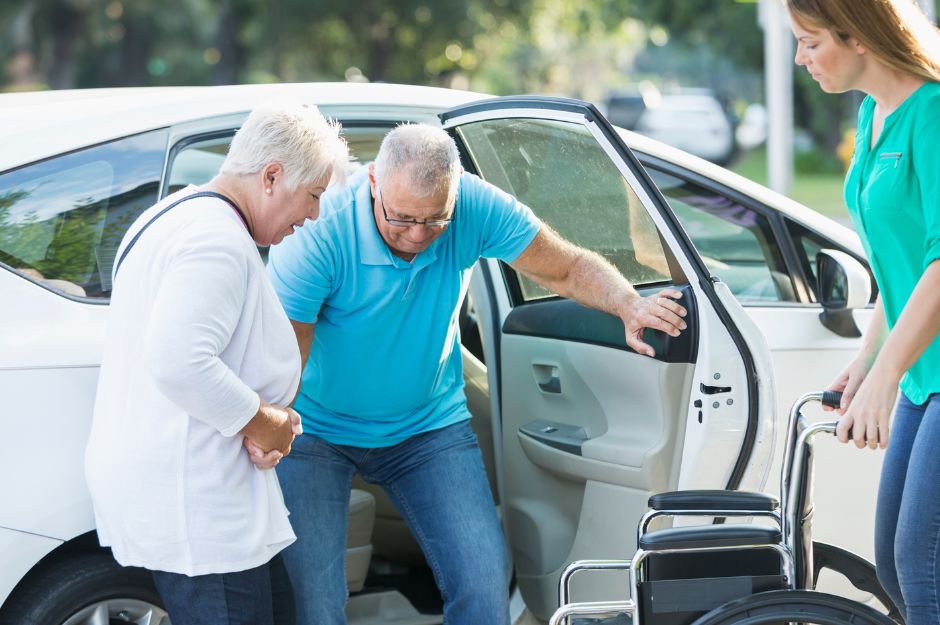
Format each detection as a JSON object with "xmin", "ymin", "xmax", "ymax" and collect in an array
[{"xmin": 550, "ymin": 391, "xmax": 902, "ymax": 625}]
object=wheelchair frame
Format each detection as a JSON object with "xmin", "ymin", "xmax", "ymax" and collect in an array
[{"xmin": 549, "ymin": 390, "xmax": 893, "ymax": 625}]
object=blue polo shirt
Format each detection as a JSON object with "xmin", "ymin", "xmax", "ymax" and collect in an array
[{"xmin": 268, "ymin": 169, "xmax": 541, "ymax": 447}]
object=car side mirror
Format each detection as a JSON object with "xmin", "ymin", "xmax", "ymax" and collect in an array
[{"xmin": 816, "ymin": 249, "xmax": 871, "ymax": 338}]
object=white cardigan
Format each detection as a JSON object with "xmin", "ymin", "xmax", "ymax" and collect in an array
[{"xmin": 85, "ymin": 187, "xmax": 300, "ymax": 575}]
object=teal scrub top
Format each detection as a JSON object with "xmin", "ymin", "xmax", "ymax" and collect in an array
[
  {"xmin": 268, "ymin": 169, "xmax": 541, "ymax": 447},
  {"xmin": 844, "ymin": 81, "xmax": 940, "ymax": 404}
]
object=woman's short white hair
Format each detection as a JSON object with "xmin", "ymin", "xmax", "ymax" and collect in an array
[
  {"xmin": 374, "ymin": 124, "xmax": 460, "ymax": 199},
  {"xmin": 221, "ymin": 102, "xmax": 349, "ymax": 190}
]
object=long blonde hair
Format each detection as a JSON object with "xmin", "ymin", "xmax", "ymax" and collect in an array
[{"xmin": 785, "ymin": 0, "xmax": 940, "ymax": 82}]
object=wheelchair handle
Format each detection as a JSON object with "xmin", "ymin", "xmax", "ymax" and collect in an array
[{"xmin": 821, "ymin": 390, "xmax": 843, "ymax": 410}]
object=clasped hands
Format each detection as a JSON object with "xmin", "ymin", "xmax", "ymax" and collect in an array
[{"xmin": 242, "ymin": 403, "xmax": 303, "ymax": 470}]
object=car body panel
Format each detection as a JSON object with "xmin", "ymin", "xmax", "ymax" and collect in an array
[{"xmin": 0, "ymin": 527, "xmax": 62, "ymax": 607}]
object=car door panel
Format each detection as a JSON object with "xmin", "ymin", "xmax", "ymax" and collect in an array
[{"xmin": 442, "ymin": 98, "xmax": 777, "ymax": 618}]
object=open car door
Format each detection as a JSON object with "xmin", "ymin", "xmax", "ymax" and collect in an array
[{"xmin": 440, "ymin": 98, "xmax": 778, "ymax": 619}]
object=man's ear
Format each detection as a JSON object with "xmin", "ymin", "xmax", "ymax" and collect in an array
[{"xmin": 368, "ymin": 162, "xmax": 377, "ymax": 195}]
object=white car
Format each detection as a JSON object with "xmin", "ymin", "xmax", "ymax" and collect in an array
[
  {"xmin": 0, "ymin": 83, "xmax": 879, "ymax": 625},
  {"xmin": 635, "ymin": 92, "xmax": 737, "ymax": 164}
]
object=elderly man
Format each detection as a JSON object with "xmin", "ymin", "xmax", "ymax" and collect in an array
[{"xmin": 266, "ymin": 124, "xmax": 686, "ymax": 624}]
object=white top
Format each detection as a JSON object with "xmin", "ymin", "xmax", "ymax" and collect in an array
[{"xmin": 85, "ymin": 186, "xmax": 300, "ymax": 575}]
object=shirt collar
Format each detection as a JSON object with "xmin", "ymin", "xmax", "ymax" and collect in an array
[{"xmin": 352, "ymin": 175, "xmax": 446, "ymax": 269}]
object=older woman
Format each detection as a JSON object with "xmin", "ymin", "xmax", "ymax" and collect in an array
[{"xmin": 84, "ymin": 103, "xmax": 348, "ymax": 625}]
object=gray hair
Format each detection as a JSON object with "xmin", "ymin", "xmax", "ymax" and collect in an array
[
  {"xmin": 221, "ymin": 102, "xmax": 349, "ymax": 190},
  {"xmin": 374, "ymin": 124, "xmax": 460, "ymax": 199}
]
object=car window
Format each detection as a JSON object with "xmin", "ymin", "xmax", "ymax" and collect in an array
[
  {"xmin": 786, "ymin": 219, "xmax": 878, "ymax": 304},
  {"xmin": 166, "ymin": 125, "xmax": 393, "ymax": 194},
  {"xmin": 0, "ymin": 130, "xmax": 167, "ymax": 299},
  {"xmin": 455, "ymin": 117, "xmax": 672, "ymax": 302},
  {"xmin": 646, "ymin": 167, "xmax": 797, "ymax": 303}
]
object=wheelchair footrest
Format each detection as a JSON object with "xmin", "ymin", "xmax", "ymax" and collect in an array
[
  {"xmin": 648, "ymin": 490, "xmax": 779, "ymax": 512},
  {"xmin": 639, "ymin": 525, "xmax": 781, "ymax": 551}
]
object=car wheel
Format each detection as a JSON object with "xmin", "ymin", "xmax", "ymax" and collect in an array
[{"xmin": 0, "ymin": 552, "xmax": 168, "ymax": 625}]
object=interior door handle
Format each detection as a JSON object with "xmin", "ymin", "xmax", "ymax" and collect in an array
[{"xmin": 533, "ymin": 364, "xmax": 561, "ymax": 394}]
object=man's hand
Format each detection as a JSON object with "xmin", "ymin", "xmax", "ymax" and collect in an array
[
  {"xmin": 621, "ymin": 289, "xmax": 687, "ymax": 357},
  {"xmin": 244, "ymin": 408, "xmax": 303, "ymax": 469}
]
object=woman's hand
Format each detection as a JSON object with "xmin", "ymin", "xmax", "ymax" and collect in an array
[
  {"xmin": 835, "ymin": 364, "xmax": 900, "ymax": 450},
  {"xmin": 244, "ymin": 439, "xmax": 283, "ymax": 469},
  {"xmin": 825, "ymin": 356, "xmax": 872, "ymax": 414}
]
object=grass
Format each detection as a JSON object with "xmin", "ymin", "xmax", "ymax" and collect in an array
[{"xmin": 731, "ymin": 147, "xmax": 850, "ymax": 222}]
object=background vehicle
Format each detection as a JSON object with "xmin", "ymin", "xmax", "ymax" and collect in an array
[
  {"xmin": 0, "ymin": 83, "xmax": 876, "ymax": 625},
  {"xmin": 635, "ymin": 90, "xmax": 736, "ymax": 165}
]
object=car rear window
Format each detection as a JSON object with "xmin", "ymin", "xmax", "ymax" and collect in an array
[{"xmin": 0, "ymin": 130, "xmax": 167, "ymax": 299}]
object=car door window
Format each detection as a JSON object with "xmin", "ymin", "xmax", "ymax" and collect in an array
[
  {"xmin": 647, "ymin": 167, "xmax": 796, "ymax": 303},
  {"xmin": 456, "ymin": 118, "xmax": 672, "ymax": 302},
  {"xmin": 0, "ymin": 130, "xmax": 167, "ymax": 299}
]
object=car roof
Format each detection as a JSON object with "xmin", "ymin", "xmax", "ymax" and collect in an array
[
  {"xmin": 0, "ymin": 82, "xmax": 487, "ymax": 172},
  {"xmin": 0, "ymin": 82, "xmax": 862, "ymax": 257}
]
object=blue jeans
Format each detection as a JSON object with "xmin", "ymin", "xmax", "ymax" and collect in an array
[
  {"xmin": 276, "ymin": 420, "xmax": 510, "ymax": 625},
  {"xmin": 151, "ymin": 561, "xmax": 274, "ymax": 625},
  {"xmin": 875, "ymin": 392, "xmax": 940, "ymax": 625}
]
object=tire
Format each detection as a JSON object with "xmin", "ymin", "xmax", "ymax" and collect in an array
[
  {"xmin": 690, "ymin": 590, "xmax": 897, "ymax": 625},
  {"xmin": 813, "ymin": 541, "xmax": 903, "ymax": 623},
  {"xmin": 0, "ymin": 552, "xmax": 168, "ymax": 625}
]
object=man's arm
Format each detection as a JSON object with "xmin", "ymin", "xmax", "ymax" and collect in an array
[
  {"xmin": 291, "ymin": 319, "xmax": 316, "ymax": 373},
  {"xmin": 510, "ymin": 225, "xmax": 687, "ymax": 357}
]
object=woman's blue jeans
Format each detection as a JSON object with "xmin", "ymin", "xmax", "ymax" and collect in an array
[
  {"xmin": 875, "ymin": 392, "xmax": 940, "ymax": 625},
  {"xmin": 275, "ymin": 420, "xmax": 511, "ymax": 625}
]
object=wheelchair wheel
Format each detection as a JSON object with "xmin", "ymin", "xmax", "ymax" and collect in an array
[{"xmin": 690, "ymin": 590, "xmax": 897, "ymax": 625}]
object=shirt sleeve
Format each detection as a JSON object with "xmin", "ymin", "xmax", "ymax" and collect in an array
[
  {"xmin": 143, "ymin": 230, "xmax": 260, "ymax": 437},
  {"xmin": 914, "ymin": 108, "xmax": 940, "ymax": 271},
  {"xmin": 267, "ymin": 200, "xmax": 340, "ymax": 324},
  {"xmin": 457, "ymin": 173, "xmax": 542, "ymax": 266}
]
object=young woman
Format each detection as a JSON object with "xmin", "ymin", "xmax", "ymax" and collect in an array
[{"xmin": 785, "ymin": 1, "xmax": 940, "ymax": 622}]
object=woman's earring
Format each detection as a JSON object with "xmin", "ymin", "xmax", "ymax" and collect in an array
[{"xmin": 265, "ymin": 187, "xmax": 273, "ymax": 195}]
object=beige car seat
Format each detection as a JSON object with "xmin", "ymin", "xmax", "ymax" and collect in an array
[
  {"xmin": 351, "ymin": 345, "xmax": 495, "ymax": 566},
  {"xmin": 346, "ymin": 488, "xmax": 376, "ymax": 592}
]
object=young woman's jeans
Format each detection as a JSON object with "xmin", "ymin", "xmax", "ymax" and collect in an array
[
  {"xmin": 875, "ymin": 392, "xmax": 940, "ymax": 625},
  {"xmin": 275, "ymin": 420, "xmax": 511, "ymax": 625}
]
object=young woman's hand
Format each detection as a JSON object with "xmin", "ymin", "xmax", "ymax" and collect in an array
[
  {"xmin": 825, "ymin": 355, "xmax": 873, "ymax": 414},
  {"xmin": 835, "ymin": 366, "xmax": 899, "ymax": 450}
]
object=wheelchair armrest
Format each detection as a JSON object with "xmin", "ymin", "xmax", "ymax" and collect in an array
[
  {"xmin": 639, "ymin": 524, "xmax": 782, "ymax": 550},
  {"xmin": 648, "ymin": 490, "xmax": 779, "ymax": 512}
]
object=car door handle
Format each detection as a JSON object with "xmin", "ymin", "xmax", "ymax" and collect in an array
[{"xmin": 532, "ymin": 363, "xmax": 561, "ymax": 394}]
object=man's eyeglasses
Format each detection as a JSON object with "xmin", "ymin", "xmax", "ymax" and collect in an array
[{"xmin": 376, "ymin": 187, "xmax": 455, "ymax": 229}]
